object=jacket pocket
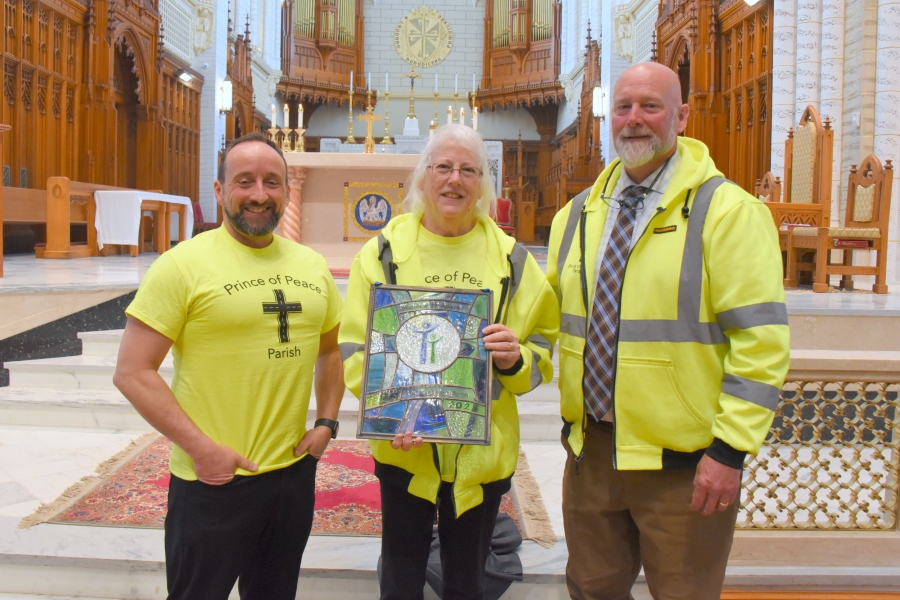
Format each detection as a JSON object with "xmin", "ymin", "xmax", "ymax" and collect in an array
[
  {"xmin": 558, "ymin": 343, "xmax": 585, "ymax": 424},
  {"xmin": 615, "ymin": 357, "xmax": 711, "ymax": 452}
]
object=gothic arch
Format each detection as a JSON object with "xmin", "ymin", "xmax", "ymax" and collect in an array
[
  {"xmin": 667, "ymin": 37, "xmax": 691, "ymax": 105},
  {"xmin": 111, "ymin": 29, "xmax": 148, "ymax": 103}
]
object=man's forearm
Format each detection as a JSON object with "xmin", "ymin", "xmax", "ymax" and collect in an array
[
  {"xmin": 313, "ymin": 349, "xmax": 344, "ymax": 421},
  {"xmin": 114, "ymin": 369, "xmax": 214, "ymax": 457}
]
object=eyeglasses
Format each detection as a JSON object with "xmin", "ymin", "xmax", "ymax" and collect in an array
[{"xmin": 428, "ymin": 163, "xmax": 483, "ymax": 180}]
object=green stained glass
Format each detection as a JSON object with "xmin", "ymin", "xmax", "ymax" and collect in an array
[
  {"xmin": 469, "ymin": 415, "xmax": 486, "ymax": 438},
  {"xmin": 442, "ymin": 400, "xmax": 485, "ymax": 415},
  {"xmin": 442, "ymin": 358, "xmax": 473, "ymax": 387},
  {"xmin": 472, "ymin": 295, "xmax": 488, "ymax": 318},
  {"xmin": 366, "ymin": 392, "xmax": 384, "ymax": 409},
  {"xmin": 465, "ymin": 315, "xmax": 481, "ymax": 338},
  {"xmin": 373, "ymin": 306, "xmax": 400, "ymax": 334},
  {"xmin": 445, "ymin": 411, "xmax": 471, "ymax": 437}
]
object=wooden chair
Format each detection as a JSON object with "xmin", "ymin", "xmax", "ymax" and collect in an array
[
  {"xmin": 785, "ymin": 155, "xmax": 893, "ymax": 293},
  {"xmin": 192, "ymin": 202, "xmax": 218, "ymax": 234},
  {"xmin": 761, "ymin": 106, "xmax": 833, "ymax": 256},
  {"xmin": 494, "ymin": 197, "xmax": 516, "ymax": 237},
  {"xmin": 755, "ymin": 172, "xmax": 782, "ymax": 227}
]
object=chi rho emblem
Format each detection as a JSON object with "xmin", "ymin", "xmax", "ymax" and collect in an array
[{"xmin": 393, "ymin": 6, "xmax": 454, "ymax": 68}]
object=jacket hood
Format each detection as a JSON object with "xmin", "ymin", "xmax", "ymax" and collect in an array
[
  {"xmin": 586, "ymin": 137, "xmax": 723, "ymax": 213},
  {"xmin": 379, "ymin": 212, "xmax": 517, "ymax": 280}
]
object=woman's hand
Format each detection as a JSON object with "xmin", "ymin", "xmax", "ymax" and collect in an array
[
  {"xmin": 391, "ymin": 432, "xmax": 424, "ymax": 451},
  {"xmin": 482, "ymin": 324, "xmax": 521, "ymax": 371}
]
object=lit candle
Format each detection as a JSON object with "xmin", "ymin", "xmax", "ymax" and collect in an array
[
  {"xmin": 385, "ymin": 72, "xmax": 389, "ymax": 93},
  {"xmin": 434, "ymin": 73, "xmax": 438, "ymax": 93},
  {"xmin": 350, "ymin": 71, "xmax": 354, "ymax": 90},
  {"xmin": 429, "ymin": 121, "xmax": 435, "ymax": 137},
  {"xmin": 473, "ymin": 107, "xmax": 478, "ymax": 131},
  {"xmin": 368, "ymin": 72, "xmax": 372, "ymax": 90},
  {"xmin": 454, "ymin": 73, "xmax": 458, "ymax": 94},
  {"xmin": 299, "ymin": 104, "xmax": 304, "ymax": 129},
  {"xmin": 460, "ymin": 106, "xmax": 465, "ymax": 125},
  {"xmin": 271, "ymin": 104, "xmax": 276, "ymax": 126},
  {"xmin": 447, "ymin": 106, "xmax": 452, "ymax": 125},
  {"xmin": 283, "ymin": 104, "xmax": 289, "ymax": 129},
  {"xmin": 472, "ymin": 73, "xmax": 476, "ymax": 94}
]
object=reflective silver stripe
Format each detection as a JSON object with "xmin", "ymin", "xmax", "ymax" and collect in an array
[
  {"xmin": 492, "ymin": 374, "xmax": 502, "ymax": 400},
  {"xmin": 721, "ymin": 374, "xmax": 780, "ymax": 411},
  {"xmin": 529, "ymin": 350, "xmax": 543, "ymax": 390},
  {"xmin": 507, "ymin": 243, "xmax": 529, "ymax": 304},
  {"xmin": 619, "ymin": 320, "xmax": 726, "ymax": 345},
  {"xmin": 560, "ymin": 313, "xmax": 586, "ymax": 338},
  {"xmin": 377, "ymin": 234, "xmax": 393, "ymax": 283},
  {"xmin": 339, "ymin": 342, "xmax": 364, "ymax": 361},
  {"xmin": 716, "ymin": 302, "xmax": 789, "ymax": 331},
  {"xmin": 526, "ymin": 333, "xmax": 553, "ymax": 354},
  {"xmin": 619, "ymin": 178, "xmax": 728, "ymax": 345},
  {"xmin": 556, "ymin": 187, "xmax": 591, "ymax": 277}
]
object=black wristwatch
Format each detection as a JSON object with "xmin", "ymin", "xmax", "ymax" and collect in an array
[{"xmin": 314, "ymin": 418, "xmax": 339, "ymax": 439}]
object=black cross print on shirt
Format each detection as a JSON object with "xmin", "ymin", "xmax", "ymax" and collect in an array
[{"xmin": 262, "ymin": 289, "xmax": 302, "ymax": 343}]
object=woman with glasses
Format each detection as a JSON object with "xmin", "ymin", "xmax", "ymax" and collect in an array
[{"xmin": 339, "ymin": 124, "xmax": 559, "ymax": 600}]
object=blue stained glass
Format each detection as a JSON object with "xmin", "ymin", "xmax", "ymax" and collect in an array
[
  {"xmin": 384, "ymin": 335, "xmax": 397, "ymax": 352},
  {"xmin": 383, "ymin": 354, "xmax": 398, "ymax": 389},
  {"xmin": 460, "ymin": 342, "xmax": 476, "ymax": 357},
  {"xmin": 380, "ymin": 402, "xmax": 407, "ymax": 420},
  {"xmin": 454, "ymin": 293, "xmax": 476, "ymax": 304},
  {"xmin": 375, "ymin": 289, "xmax": 394, "ymax": 309},
  {"xmin": 367, "ymin": 353, "xmax": 385, "ymax": 393},
  {"xmin": 363, "ymin": 418, "xmax": 402, "ymax": 435},
  {"xmin": 413, "ymin": 399, "xmax": 447, "ymax": 435},
  {"xmin": 477, "ymin": 337, "xmax": 487, "ymax": 360},
  {"xmin": 365, "ymin": 408, "xmax": 381, "ymax": 418},
  {"xmin": 414, "ymin": 372, "xmax": 440, "ymax": 385},
  {"xmin": 393, "ymin": 361, "xmax": 413, "ymax": 387},
  {"xmin": 449, "ymin": 311, "xmax": 468, "ymax": 335},
  {"xmin": 391, "ymin": 290, "xmax": 412, "ymax": 303},
  {"xmin": 473, "ymin": 360, "xmax": 487, "ymax": 402}
]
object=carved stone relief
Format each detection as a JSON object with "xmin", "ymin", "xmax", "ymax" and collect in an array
[
  {"xmin": 193, "ymin": 7, "xmax": 213, "ymax": 54},
  {"xmin": 614, "ymin": 12, "xmax": 634, "ymax": 62}
]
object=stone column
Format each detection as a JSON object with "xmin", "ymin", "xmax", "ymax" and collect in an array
[
  {"xmin": 795, "ymin": 0, "xmax": 823, "ymax": 121},
  {"xmin": 770, "ymin": 1, "xmax": 798, "ymax": 185},
  {"xmin": 599, "ymin": 0, "xmax": 632, "ymax": 165},
  {"xmin": 280, "ymin": 166, "xmax": 306, "ymax": 243},
  {"xmin": 821, "ymin": 0, "xmax": 845, "ymax": 225},
  {"xmin": 874, "ymin": 0, "xmax": 900, "ymax": 285},
  {"xmin": 195, "ymin": 0, "xmax": 230, "ymax": 224}
]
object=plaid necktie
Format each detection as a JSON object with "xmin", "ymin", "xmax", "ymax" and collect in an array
[{"xmin": 583, "ymin": 185, "xmax": 649, "ymax": 421}]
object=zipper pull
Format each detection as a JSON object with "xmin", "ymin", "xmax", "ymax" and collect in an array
[{"xmin": 574, "ymin": 449, "xmax": 585, "ymax": 474}]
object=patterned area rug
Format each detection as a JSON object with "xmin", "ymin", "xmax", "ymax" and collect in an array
[{"xmin": 20, "ymin": 434, "xmax": 554, "ymax": 546}]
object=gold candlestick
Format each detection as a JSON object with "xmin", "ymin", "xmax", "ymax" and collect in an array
[
  {"xmin": 433, "ymin": 91, "xmax": 439, "ymax": 126},
  {"xmin": 404, "ymin": 68, "xmax": 420, "ymax": 119},
  {"xmin": 358, "ymin": 104, "xmax": 382, "ymax": 154},
  {"xmin": 294, "ymin": 127, "xmax": 306, "ymax": 152},
  {"xmin": 280, "ymin": 126, "xmax": 291, "ymax": 152},
  {"xmin": 346, "ymin": 88, "xmax": 357, "ymax": 144},
  {"xmin": 380, "ymin": 91, "xmax": 393, "ymax": 145},
  {"xmin": 453, "ymin": 91, "xmax": 459, "ymax": 123}
]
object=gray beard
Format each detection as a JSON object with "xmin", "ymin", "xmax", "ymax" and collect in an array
[
  {"xmin": 224, "ymin": 206, "xmax": 281, "ymax": 237},
  {"xmin": 614, "ymin": 124, "xmax": 678, "ymax": 169}
]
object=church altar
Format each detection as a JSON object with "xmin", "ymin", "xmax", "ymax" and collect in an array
[{"xmin": 280, "ymin": 152, "xmax": 420, "ymax": 269}]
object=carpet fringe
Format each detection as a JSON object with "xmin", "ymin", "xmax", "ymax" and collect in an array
[
  {"xmin": 18, "ymin": 431, "xmax": 160, "ymax": 529},
  {"xmin": 513, "ymin": 449, "xmax": 557, "ymax": 548}
]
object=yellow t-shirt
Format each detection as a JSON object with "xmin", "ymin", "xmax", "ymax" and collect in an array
[
  {"xmin": 126, "ymin": 227, "xmax": 343, "ymax": 480},
  {"xmin": 414, "ymin": 222, "xmax": 489, "ymax": 481}
]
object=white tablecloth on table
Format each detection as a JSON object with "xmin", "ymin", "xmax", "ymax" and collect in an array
[{"xmin": 93, "ymin": 191, "xmax": 193, "ymax": 250}]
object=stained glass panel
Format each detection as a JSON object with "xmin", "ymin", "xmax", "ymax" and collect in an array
[{"xmin": 358, "ymin": 284, "xmax": 494, "ymax": 445}]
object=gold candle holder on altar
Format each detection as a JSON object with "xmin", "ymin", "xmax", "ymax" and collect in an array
[
  {"xmin": 433, "ymin": 92, "xmax": 439, "ymax": 127},
  {"xmin": 293, "ymin": 127, "xmax": 306, "ymax": 152},
  {"xmin": 453, "ymin": 91, "xmax": 459, "ymax": 123},
  {"xmin": 269, "ymin": 126, "xmax": 306, "ymax": 153},
  {"xmin": 381, "ymin": 91, "xmax": 393, "ymax": 145},
  {"xmin": 358, "ymin": 92, "xmax": 382, "ymax": 154},
  {"xmin": 346, "ymin": 88, "xmax": 357, "ymax": 144}
]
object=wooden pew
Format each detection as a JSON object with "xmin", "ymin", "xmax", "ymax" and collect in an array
[{"xmin": 1, "ymin": 177, "xmax": 171, "ymax": 259}]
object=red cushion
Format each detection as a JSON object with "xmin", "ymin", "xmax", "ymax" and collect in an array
[
  {"xmin": 192, "ymin": 203, "xmax": 205, "ymax": 224},
  {"xmin": 495, "ymin": 198, "xmax": 512, "ymax": 224}
]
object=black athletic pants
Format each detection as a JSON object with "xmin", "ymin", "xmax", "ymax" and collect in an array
[
  {"xmin": 379, "ymin": 478, "xmax": 509, "ymax": 600},
  {"xmin": 165, "ymin": 455, "xmax": 318, "ymax": 600}
]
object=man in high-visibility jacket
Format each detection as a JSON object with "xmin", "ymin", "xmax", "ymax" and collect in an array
[{"xmin": 547, "ymin": 62, "xmax": 790, "ymax": 599}]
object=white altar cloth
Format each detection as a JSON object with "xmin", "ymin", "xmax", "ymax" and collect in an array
[{"xmin": 93, "ymin": 191, "xmax": 193, "ymax": 249}]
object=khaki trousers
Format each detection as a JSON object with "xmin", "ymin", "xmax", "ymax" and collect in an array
[{"xmin": 562, "ymin": 419, "xmax": 739, "ymax": 600}]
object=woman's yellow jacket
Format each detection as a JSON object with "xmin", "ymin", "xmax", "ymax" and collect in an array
[{"xmin": 339, "ymin": 212, "xmax": 560, "ymax": 516}]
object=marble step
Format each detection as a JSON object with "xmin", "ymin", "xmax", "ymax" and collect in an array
[{"xmin": 77, "ymin": 330, "xmax": 128, "ymax": 359}]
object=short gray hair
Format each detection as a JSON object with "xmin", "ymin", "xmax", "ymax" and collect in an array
[{"xmin": 402, "ymin": 125, "xmax": 497, "ymax": 218}]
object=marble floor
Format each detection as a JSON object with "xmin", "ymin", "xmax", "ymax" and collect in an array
[{"xmin": 3, "ymin": 252, "xmax": 899, "ymax": 315}]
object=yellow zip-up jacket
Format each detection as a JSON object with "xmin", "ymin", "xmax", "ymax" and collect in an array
[
  {"xmin": 547, "ymin": 138, "xmax": 790, "ymax": 470},
  {"xmin": 340, "ymin": 212, "xmax": 559, "ymax": 515}
]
